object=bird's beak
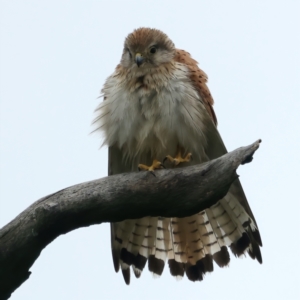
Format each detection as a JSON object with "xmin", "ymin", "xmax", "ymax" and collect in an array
[{"xmin": 135, "ymin": 53, "xmax": 144, "ymax": 67}]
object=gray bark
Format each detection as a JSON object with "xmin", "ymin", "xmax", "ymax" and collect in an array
[{"xmin": 0, "ymin": 140, "xmax": 261, "ymax": 300}]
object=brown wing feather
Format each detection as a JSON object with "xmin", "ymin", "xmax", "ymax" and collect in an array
[
  {"xmin": 174, "ymin": 49, "xmax": 217, "ymax": 125},
  {"xmin": 175, "ymin": 49, "xmax": 262, "ymax": 253}
]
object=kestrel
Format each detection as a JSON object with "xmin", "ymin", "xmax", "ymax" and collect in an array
[{"xmin": 93, "ymin": 28, "xmax": 262, "ymax": 284}]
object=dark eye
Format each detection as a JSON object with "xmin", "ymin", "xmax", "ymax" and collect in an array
[{"xmin": 150, "ymin": 46, "xmax": 157, "ymax": 54}]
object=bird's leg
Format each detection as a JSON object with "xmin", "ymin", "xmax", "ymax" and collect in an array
[
  {"xmin": 138, "ymin": 159, "xmax": 165, "ymax": 171},
  {"xmin": 164, "ymin": 146, "xmax": 192, "ymax": 166}
]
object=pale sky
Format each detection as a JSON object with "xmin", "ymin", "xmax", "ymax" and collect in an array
[{"xmin": 0, "ymin": 1, "xmax": 299, "ymax": 299}]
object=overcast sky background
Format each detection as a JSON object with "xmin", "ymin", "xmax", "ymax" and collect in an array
[{"xmin": 1, "ymin": 1, "xmax": 299, "ymax": 299}]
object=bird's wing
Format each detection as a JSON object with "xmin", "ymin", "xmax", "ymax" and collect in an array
[
  {"xmin": 174, "ymin": 48, "xmax": 262, "ymax": 247},
  {"xmin": 174, "ymin": 49, "xmax": 217, "ymax": 125},
  {"xmin": 174, "ymin": 49, "xmax": 259, "ymax": 224}
]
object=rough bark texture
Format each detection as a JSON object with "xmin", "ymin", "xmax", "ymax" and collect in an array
[{"xmin": 0, "ymin": 140, "xmax": 261, "ymax": 300}]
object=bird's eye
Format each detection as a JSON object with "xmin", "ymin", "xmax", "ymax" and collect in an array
[{"xmin": 150, "ymin": 46, "xmax": 157, "ymax": 54}]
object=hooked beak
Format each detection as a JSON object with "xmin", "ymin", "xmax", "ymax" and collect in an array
[{"xmin": 135, "ymin": 53, "xmax": 144, "ymax": 67}]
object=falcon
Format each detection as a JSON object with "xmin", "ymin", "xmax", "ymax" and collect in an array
[{"xmin": 93, "ymin": 27, "xmax": 262, "ymax": 284}]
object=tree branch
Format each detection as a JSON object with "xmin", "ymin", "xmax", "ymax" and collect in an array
[{"xmin": 0, "ymin": 140, "xmax": 261, "ymax": 300}]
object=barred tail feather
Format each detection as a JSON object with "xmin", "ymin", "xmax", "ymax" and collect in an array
[
  {"xmin": 111, "ymin": 198, "xmax": 262, "ymax": 284},
  {"xmin": 149, "ymin": 217, "xmax": 172, "ymax": 277},
  {"xmin": 111, "ymin": 223, "xmax": 121, "ymax": 272},
  {"xmin": 184, "ymin": 215, "xmax": 209, "ymax": 281},
  {"xmin": 220, "ymin": 196, "xmax": 262, "ymax": 262},
  {"xmin": 115, "ymin": 220, "xmax": 136, "ymax": 284},
  {"xmin": 198, "ymin": 209, "xmax": 230, "ymax": 268}
]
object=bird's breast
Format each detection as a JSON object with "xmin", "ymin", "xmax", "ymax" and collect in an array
[{"xmin": 96, "ymin": 67, "xmax": 210, "ymax": 162}]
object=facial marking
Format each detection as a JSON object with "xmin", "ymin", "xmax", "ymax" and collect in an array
[{"xmin": 121, "ymin": 27, "xmax": 176, "ymax": 69}]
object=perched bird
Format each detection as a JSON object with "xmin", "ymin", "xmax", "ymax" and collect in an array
[{"xmin": 93, "ymin": 27, "xmax": 262, "ymax": 284}]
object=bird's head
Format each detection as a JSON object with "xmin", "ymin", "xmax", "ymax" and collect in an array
[{"xmin": 120, "ymin": 28, "xmax": 176, "ymax": 70}]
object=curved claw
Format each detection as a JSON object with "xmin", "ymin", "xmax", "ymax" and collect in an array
[
  {"xmin": 150, "ymin": 170, "xmax": 157, "ymax": 177},
  {"xmin": 163, "ymin": 157, "xmax": 168, "ymax": 165},
  {"xmin": 138, "ymin": 159, "xmax": 164, "ymax": 172},
  {"xmin": 164, "ymin": 152, "xmax": 192, "ymax": 166},
  {"xmin": 164, "ymin": 155, "xmax": 174, "ymax": 165}
]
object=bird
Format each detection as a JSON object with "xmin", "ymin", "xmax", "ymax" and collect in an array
[{"xmin": 93, "ymin": 27, "xmax": 262, "ymax": 284}]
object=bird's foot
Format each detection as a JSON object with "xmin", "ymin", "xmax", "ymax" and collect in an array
[
  {"xmin": 163, "ymin": 147, "xmax": 192, "ymax": 166},
  {"xmin": 138, "ymin": 159, "xmax": 165, "ymax": 172}
]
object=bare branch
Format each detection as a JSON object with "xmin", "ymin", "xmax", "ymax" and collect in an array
[{"xmin": 0, "ymin": 140, "xmax": 261, "ymax": 300}]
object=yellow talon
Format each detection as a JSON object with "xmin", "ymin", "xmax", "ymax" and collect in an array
[
  {"xmin": 138, "ymin": 159, "xmax": 164, "ymax": 171},
  {"xmin": 163, "ymin": 146, "xmax": 192, "ymax": 166}
]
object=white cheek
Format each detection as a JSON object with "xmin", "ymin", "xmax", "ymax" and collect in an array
[
  {"xmin": 121, "ymin": 53, "xmax": 133, "ymax": 68},
  {"xmin": 154, "ymin": 51, "xmax": 173, "ymax": 64}
]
